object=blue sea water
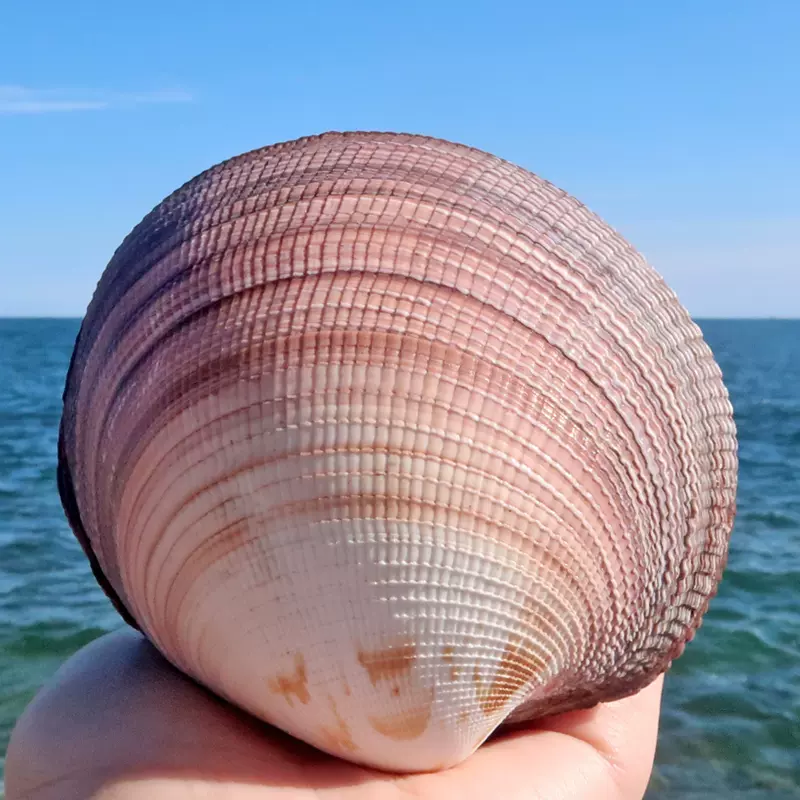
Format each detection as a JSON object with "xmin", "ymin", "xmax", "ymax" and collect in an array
[{"xmin": 0, "ymin": 317, "xmax": 798, "ymax": 798}]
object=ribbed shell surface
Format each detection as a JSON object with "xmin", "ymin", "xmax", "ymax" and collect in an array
[{"xmin": 58, "ymin": 131, "xmax": 737, "ymax": 772}]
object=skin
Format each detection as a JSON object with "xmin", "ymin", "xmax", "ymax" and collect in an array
[{"xmin": 5, "ymin": 628, "xmax": 663, "ymax": 800}]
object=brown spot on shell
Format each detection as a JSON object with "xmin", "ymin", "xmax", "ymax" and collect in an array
[
  {"xmin": 442, "ymin": 646, "xmax": 460, "ymax": 678},
  {"xmin": 163, "ymin": 518, "xmax": 247, "ymax": 639},
  {"xmin": 473, "ymin": 667, "xmax": 485, "ymax": 694},
  {"xmin": 267, "ymin": 653, "xmax": 310, "ymax": 707},
  {"xmin": 474, "ymin": 636, "xmax": 543, "ymax": 716},
  {"xmin": 319, "ymin": 696, "xmax": 359, "ymax": 754},
  {"xmin": 357, "ymin": 638, "xmax": 417, "ymax": 686},
  {"xmin": 368, "ymin": 692, "xmax": 434, "ymax": 741}
]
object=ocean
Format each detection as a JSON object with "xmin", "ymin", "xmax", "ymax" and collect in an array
[{"xmin": 0, "ymin": 317, "xmax": 798, "ymax": 798}]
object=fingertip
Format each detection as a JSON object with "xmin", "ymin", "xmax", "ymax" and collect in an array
[{"xmin": 455, "ymin": 675, "xmax": 665, "ymax": 800}]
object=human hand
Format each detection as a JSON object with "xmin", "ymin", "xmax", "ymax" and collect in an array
[{"xmin": 5, "ymin": 628, "xmax": 663, "ymax": 799}]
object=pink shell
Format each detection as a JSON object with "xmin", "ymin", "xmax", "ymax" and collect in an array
[{"xmin": 58, "ymin": 131, "xmax": 737, "ymax": 772}]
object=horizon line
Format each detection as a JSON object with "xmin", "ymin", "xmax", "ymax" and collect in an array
[{"xmin": 1, "ymin": 315, "xmax": 799, "ymax": 322}]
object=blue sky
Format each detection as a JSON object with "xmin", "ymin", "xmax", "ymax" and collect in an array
[{"xmin": 1, "ymin": 0, "xmax": 797, "ymax": 317}]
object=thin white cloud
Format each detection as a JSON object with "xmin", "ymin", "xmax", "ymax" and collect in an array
[{"xmin": 0, "ymin": 86, "xmax": 193, "ymax": 114}]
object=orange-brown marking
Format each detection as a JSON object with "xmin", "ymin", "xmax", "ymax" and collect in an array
[
  {"xmin": 473, "ymin": 666, "xmax": 485, "ymax": 695},
  {"xmin": 164, "ymin": 519, "xmax": 248, "ymax": 637},
  {"xmin": 474, "ymin": 636, "xmax": 542, "ymax": 716},
  {"xmin": 267, "ymin": 653, "xmax": 310, "ymax": 707},
  {"xmin": 443, "ymin": 647, "xmax": 460, "ymax": 678},
  {"xmin": 318, "ymin": 696, "xmax": 358, "ymax": 754},
  {"xmin": 369, "ymin": 695, "xmax": 433, "ymax": 741},
  {"xmin": 357, "ymin": 639, "xmax": 417, "ymax": 686},
  {"xmin": 391, "ymin": 684, "xmax": 400, "ymax": 697},
  {"xmin": 342, "ymin": 679, "xmax": 352, "ymax": 697}
]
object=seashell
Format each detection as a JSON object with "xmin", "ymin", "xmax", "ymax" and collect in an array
[{"xmin": 57, "ymin": 131, "xmax": 737, "ymax": 773}]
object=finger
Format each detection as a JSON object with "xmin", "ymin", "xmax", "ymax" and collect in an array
[
  {"xmin": 534, "ymin": 675, "xmax": 665, "ymax": 786},
  {"xmin": 5, "ymin": 629, "xmax": 348, "ymax": 798},
  {"xmin": 7, "ymin": 628, "xmax": 663, "ymax": 800},
  {"xmin": 264, "ymin": 676, "xmax": 665, "ymax": 800},
  {"xmin": 391, "ymin": 677, "xmax": 664, "ymax": 800}
]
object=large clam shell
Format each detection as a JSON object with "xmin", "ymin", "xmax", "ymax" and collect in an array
[{"xmin": 57, "ymin": 131, "xmax": 737, "ymax": 773}]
